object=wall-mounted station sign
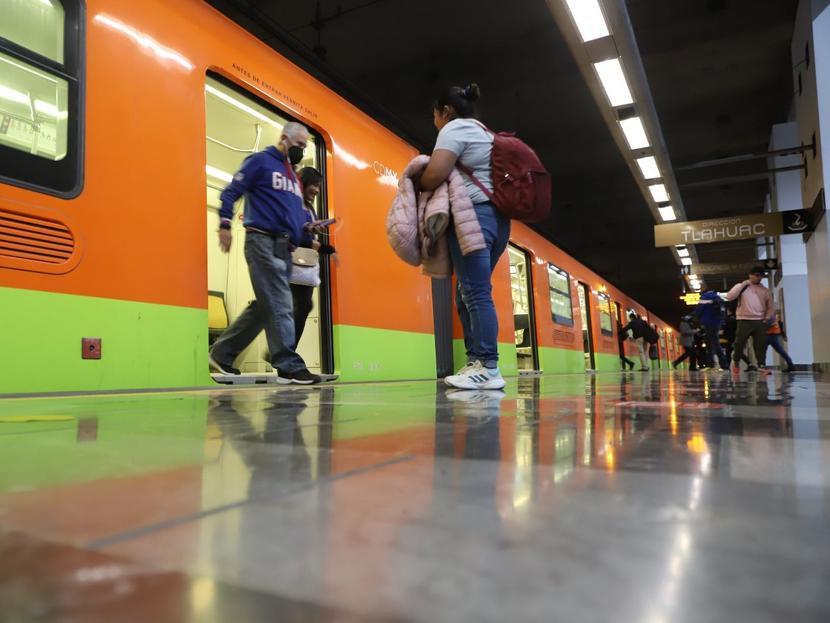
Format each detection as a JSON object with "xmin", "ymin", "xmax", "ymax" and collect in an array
[
  {"xmin": 654, "ymin": 210, "xmax": 812, "ymax": 247},
  {"xmin": 681, "ymin": 258, "xmax": 779, "ymax": 275}
]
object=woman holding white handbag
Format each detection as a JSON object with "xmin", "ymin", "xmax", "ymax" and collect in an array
[{"xmin": 291, "ymin": 167, "xmax": 337, "ymax": 344}]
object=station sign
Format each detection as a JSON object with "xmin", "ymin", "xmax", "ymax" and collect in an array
[
  {"xmin": 681, "ymin": 258, "xmax": 778, "ymax": 275},
  {"xmin": 655, "ymin": 210, "xmax": 812, "ymax": 247},
  {"xmin": 679, "ymin": 293, "xmax": 701, "ymax": 305}
]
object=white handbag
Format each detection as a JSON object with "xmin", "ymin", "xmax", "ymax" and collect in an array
[{"xmin": 290, "ymin": 246, "xmax": 320, "ymax": 287}]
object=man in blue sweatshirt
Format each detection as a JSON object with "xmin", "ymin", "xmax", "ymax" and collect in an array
[
  {"xmin": 209, "ymin": 122, "xmax": 320, "ymax": 385},
  {"xmin": 693, "ymin": 290, "xmax": 728, "ymax": 370}
]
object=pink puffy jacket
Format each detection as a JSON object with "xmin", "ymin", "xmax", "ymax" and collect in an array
[{"xmin": 386, "ymin": 155, "xmax": 485, "ymax": 278}]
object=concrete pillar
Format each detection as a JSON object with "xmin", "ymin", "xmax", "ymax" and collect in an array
[
  {"xmin": 765, "ymin": 122, "xmax": 814, "ymax": 367},
  {"xmin": 791, "ymin": 0, "xmax": 830, "ymax": 368}
]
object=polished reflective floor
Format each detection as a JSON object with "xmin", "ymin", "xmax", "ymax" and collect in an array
[{"xmin": 1, "ymin": 370, "xmax": 829, "ymax": 622}]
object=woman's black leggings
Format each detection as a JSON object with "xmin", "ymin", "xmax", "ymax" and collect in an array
[{"xmin": 291, "ymin": 284, "xmax": 315, "ymax": 345}]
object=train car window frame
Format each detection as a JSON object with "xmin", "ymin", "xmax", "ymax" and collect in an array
[
  {"xmin": 547, "ymin": 263, "xmax": 574, "ymax": 327},
  {"xmin": 0, "ymin": 0, "xmax": 85, "ymax": 198},
  {"xmin": 598, "ymin": 293, "xmax": 614, "ymax": 337}
]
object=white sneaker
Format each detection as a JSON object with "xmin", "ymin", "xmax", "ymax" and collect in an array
[{"xmin": 444, "ymin": 361, "xmax": 506, "ymax": 390}]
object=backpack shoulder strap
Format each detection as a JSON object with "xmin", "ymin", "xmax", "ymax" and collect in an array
[{"xmin": 455, "ymin": 161, "xmax": 496, "ymax": 202}]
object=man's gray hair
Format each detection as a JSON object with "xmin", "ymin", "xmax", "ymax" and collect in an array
[{"xmin": 283, "ymin": 121, "xmax": 308, "ymax": 140}]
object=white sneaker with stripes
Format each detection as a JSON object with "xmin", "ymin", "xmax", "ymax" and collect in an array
[{"xmin": 444, "ymin": 361, "xmax": 506, "ymax": 390}]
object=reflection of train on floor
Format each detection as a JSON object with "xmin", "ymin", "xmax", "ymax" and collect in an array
[{"xmin": 0, "ymin": 0, "xmax": 682, "ymax": 395}]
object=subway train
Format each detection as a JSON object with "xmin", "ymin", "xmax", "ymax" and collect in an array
[{"xmin": 0, "ymin": 0, "xmax": 683, "ymax": 395}]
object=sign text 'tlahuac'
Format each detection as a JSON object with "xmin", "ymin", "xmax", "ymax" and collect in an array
[{"xmin": 653, "ymin": 210, "xmax": 811, "ymax": 247}]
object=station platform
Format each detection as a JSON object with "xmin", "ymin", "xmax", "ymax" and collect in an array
[{"xmin": 1, "ymin": 370, "xmax": 828, "ymax": 622}]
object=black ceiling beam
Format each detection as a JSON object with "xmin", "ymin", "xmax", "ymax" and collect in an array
[
  {"xmin": 679, "ymin": 165, "xmax": 804, "ymax": 189},
  {"xmin": 676, "ymin": 141, "xmax": 816, "ymax": 171},
  {"xmin": 215, "ymin": 0, "xmax": 427, "ymax": 150}
]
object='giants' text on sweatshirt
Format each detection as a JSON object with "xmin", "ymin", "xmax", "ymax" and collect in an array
[{"xmin": 219, "ymin": 146, "xmax": 306, "ymax": 246}]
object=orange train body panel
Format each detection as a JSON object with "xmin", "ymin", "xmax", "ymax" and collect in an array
[
  {"xmin": 0, "ymin": 0, "xmax": 432, "ymax": 335},
  {"xmin": 457, "ymin": 222, "xmax": 678, "ymax": 355}
]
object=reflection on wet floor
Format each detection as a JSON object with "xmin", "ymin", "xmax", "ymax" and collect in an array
[{"xmin": 1, "ymin": 371, "xmax": 829, "ymax": 622}]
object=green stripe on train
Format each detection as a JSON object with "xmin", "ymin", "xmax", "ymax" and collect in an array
[
  {"xmin": 0, "ymin": 286, "xmax": 211, "ymax": 394},
  {"xmin": 334, "ymin": 325, "xmax": 437, "ymax": 382},
  {"xmin": 538, "ymin": 346, "xmax": 586, "ymax": 373}
]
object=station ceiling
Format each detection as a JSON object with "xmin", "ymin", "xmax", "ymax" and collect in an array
[{"xmin": 206, "ymin": 0, "xmax": 799, "ymax": 322}]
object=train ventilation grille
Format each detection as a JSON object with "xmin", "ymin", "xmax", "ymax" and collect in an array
[{"xmin": 0, "ymin": 210, "xmax": 75, "ymax": 265}]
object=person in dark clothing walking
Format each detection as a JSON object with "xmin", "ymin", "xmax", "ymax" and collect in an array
[
  {"xmin": 672, "ymin": 315, "xmax": 698, "ymax": 371},
  {"xmin": 693, "ymin": 290, "xmax": 728, "ymax": 369},
  {"xmin": 766, "ymin": 315, "xmax": 795, "ymax": 372},
  {"xmin": 621, "ymin": 313, "xmax": 650, "ymax": 371},
  {"xmin": 617, "ymin": 321, "xmax": 635, "ymax": 370},
  {"xmin": 290, "ymin": 167, "xmax": 337, "ymax": 345}
]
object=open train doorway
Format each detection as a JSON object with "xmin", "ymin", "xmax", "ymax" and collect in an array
[
  {"xmin": 204, "ymin": 75, "xmax": 333, "ymax": 379},
  {"xmin": 577, "ymin": 282, "xmax": 595, "ymax": 370},
  {"xmin": 508, "ymin": 244, "xmax": 540, "ymax": 373}
]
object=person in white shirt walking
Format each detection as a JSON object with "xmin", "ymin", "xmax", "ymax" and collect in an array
[{"xmin": 725, "ymin": 266, "xmax": 775, "ymax": 375}]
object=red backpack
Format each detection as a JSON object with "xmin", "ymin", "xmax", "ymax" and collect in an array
[{"xmin": 458, "ymin": 122, "xmax": 552, "ymax": 223}]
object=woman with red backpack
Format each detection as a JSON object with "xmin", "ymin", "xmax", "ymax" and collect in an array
[{"xmin": 418, "ymin": 84, "xmax": 510, "ymax": 390}]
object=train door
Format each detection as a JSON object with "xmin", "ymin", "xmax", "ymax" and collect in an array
[
  {"xmin": 508, "ymin": 244, "xmax": 540, "ymax": 372},
  {"xmin": 577, "ymin": 282, "xmax": 595, "ymax": 370},
  {"xmin": 204, "ymin": 75, "xmax": 332, "ymax": 375}
]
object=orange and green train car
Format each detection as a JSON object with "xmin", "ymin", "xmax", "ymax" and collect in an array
[{"xmin": 0, "ymin": 0, "xmax": 679, "ymax": 395}]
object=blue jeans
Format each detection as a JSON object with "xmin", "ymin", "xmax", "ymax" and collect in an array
[
  {"xmin": 211, "ymin": 232, "xmax": 306, "ymax": 373},
  {"xmin": 766, "ymin": 334, "xmax": 795, "ymax": 369},
  {"xmin": 447, "ymin": 202, "xmax": 511, "ymax": 369},
  {"xmin": 703, "ymin": 325, "xmax": 727, "ymax": 368}
]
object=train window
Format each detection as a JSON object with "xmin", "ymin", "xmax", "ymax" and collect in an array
[
  {"xmin": 598, "ymin": 293, "xmax": 613, "ymax": 336},
  {"xmin": 0, "ymin": 0, "xmax": 84, "ymax": 197},
  {"xmin": 0, "ymin": 52, "xmax": 68, "ymax": 160},
  {"xmin": 0, "ymin": 0, "xmax": 65, "ymax": 63},
  {"xmin": 548, "ymin": 263, "xmax": 574, "ymax": 327}
]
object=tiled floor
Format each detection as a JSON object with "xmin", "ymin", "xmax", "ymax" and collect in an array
[{"xmin": 1, "ymin": 370, "xmax": 829, "ymax": 622}]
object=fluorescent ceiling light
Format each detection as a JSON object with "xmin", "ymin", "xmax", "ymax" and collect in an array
[
  {"xmin": 0, "ymin": 85, "xmax": 29, "ymax": 105},
  {"xmin": 594, "ymin": 58, "xmax": 634, "ymax": 107},
  {"xmin": 205, "ymin": 84, "xmax": 280, "ymax": 128},
  {"xmin": 658, "ymin": 205, "xmax": 676, "ymax": 221},
  {"xmin": 677, "ymin": 248, "xmax": 690, "ymax": 258},
  {"xmin": 564, "ymin": 0, "xmax": 609, "ymax": 42},
  {"xmin": 681, "ymin": 257, "xmax": 692, "ymax": 266},
  {"xmin": 636, "ymin": 156, "xmax": 660, "ymax": 179},
  {"xmin": 0, "ymin": 85, "xmax": 67, "ymax": 119},
  {"xmin": 619, "ymin": 117, "xmax": 650, "ymax": 150},
  {"xmin": 205, "ymin": 164, "xmax": 233, "ymax": 183},
  {"xmin": 649, "ymin": 184, "xmax": 669, "ymax": 203}
]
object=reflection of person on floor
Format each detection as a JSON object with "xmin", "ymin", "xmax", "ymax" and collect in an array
[
  {"xmin": 206, "ymin": 389, "xmax": 333, "ymax": 593},
  {"xmin": 208, "ymin": 391, "xmax": 316, "ymax": 498},
  {"xmin": 433, "ymin": 389, "xmax": 504, "ymax": 527}
]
